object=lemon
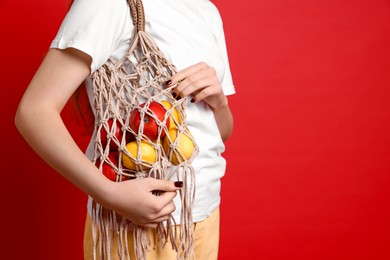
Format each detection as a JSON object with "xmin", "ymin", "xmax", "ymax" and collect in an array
[
  {"xmin": 161, "ymin": 100, "xmax": 181, "ymax": 129},
  {"xmin": 163, "ymin": 128, "xmax": 194, "ymax": 165},
  {"xmin": 122, "ymin": 141, "xmax": 156, "ymax": 170}
]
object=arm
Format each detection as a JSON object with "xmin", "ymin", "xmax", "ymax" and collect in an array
[
  {"xmin": 15, "ymin": 48, "xmax": 180, "ymax": 227},
  {"xmin": 210, "ymin": 102, "xmax": 233, "ymax": 142},
  {"xmin": 167, "ymin": 62, "xmax": 234, "ymax": 141}
]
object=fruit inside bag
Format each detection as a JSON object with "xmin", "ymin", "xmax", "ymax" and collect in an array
[
  {"xmin": 95, "ymin": 98, "xmax": 197, "ymax": 180},
  {"xmin": 88, "ymin": 1, "xmax": 199, "ymax": 259}
]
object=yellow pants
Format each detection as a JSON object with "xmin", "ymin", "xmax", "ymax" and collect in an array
[{"xmin": 83, "ymin": 208, "xmax": 220, "ymax": 260}]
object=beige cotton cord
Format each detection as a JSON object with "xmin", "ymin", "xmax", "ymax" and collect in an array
[{"xmin": 89, "ymin": 0, "xmax": 199, "ymax": 259}]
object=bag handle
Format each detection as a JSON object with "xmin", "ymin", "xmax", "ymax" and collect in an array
[{"xmin": 128, "ymin": 0, "xmax": 145, "ymax": 32}]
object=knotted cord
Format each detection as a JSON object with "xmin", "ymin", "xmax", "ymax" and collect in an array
[{"xmin": 89, "ymin": 0, "xmax": 198, "ymax": 259}]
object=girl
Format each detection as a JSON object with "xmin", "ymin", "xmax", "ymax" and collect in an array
[{"xmin": 15, "ymin": 0, "xmax": 235, "ymax": 259}]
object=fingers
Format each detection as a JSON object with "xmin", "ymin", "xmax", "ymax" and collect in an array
[
  {"xmin": 169, "ymin": 62, "xmax": 208, "ymax": 83},
  {"xmin": 157, "ymin": 190, "xmax": 178, "ymax": 207},
  {"xmin": 152, "ymin": 202, "xmax": 176, "ymax": 222},
  {"xmin": 176, "ymin": 74, "xmax": 217, "ymax": 99},
  {"xmin": 145, "ymin": 178, "xmax": 180, "ymax": 222},
  {"xmin": 145, "ymin": 177, "xmax": 183, "ymax": 192},
  {"xmin": 137, "ymin": 211, "xmax": 173, "ymax": 228},
  {"xmin": 111, "ymin": 178, "xmax": 181, "ymax": 228},
  {"xmin": 133, "ymin": 193, "xmax": 177, "ymax": 228},
  {"xmin": 166, "ymin": 62, "xmax": 224, "ymax": 107},
  {"xmin": 194, "ymin": 87, "xmax": 228, "ymax": 108},
  {"xmin": 166, "ymin": 62, "xmax": 213, "ymax": 96}
]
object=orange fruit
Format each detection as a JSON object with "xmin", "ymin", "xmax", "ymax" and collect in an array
[
  {"xmin": 161, "ymin": 100, "xmax": 181, "ymax": 129},
  {"xmin": 122, "ymin": 141, "xmax": 156, "ymax": 170},
  {"xmin": 163, "ymin": 128, "xmax": 194, "ymax": 165}
]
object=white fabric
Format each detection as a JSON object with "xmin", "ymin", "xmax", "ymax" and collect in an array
[{"xmin": 50, "ymin": 0, "xmax": 235, "ymax": 223}]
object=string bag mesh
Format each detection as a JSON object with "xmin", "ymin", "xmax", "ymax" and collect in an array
[{"xmin": 89, "ymin": 0, "xmax": 198, "ymax": 259}]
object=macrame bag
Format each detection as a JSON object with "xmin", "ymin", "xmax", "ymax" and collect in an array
[{"xmin": 90, "ymin": 0, "xmax": 198, "ymax": 259}]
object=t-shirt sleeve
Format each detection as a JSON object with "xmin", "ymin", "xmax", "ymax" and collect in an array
[
  {"xmin": 212, "ymin": 7, "xmax": 236, "ymax": 96},
  {"xmin": 50, "ymin": 0, "xmax": 132, "ymax": 73},
  {"xmin": 217, "ymin": 27, "xmax": 236, "ymax": 96}
]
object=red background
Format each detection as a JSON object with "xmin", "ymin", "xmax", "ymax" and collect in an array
[{"xmin": 1, "ymin": 0, "xmax": 390, "ymax": 259}]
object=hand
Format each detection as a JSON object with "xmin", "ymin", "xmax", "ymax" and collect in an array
[
  {"xmin": 168, "ymin": 62, "xmax": 228, "ymax": 110},
  {"xmin": 103, "ymin": 178, "xmax": 182, "ymax": 228}
]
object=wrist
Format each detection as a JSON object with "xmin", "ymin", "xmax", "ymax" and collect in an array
[
  {"xmin": 211, "ymin": 94, "xmax": 229, "ymax": 111},
  {"xmin": 88, "ymin": 174, "xmax": 117, "ymax": 208}
]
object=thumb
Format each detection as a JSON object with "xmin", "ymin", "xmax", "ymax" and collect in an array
[{"xmin": 146, "ymin": 178, "xmax": 183, "ymax": 192}]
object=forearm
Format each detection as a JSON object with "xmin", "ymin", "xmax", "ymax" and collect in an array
[
  {"xmin": 15, "ymin": 104, "xmax": 110, "ymax": 204},
  {"xmin": 14, "ymin": 48, "xmax": 182, "ymax": 227},
  {"xmin": 211, "ymin": 97, "xmax": 233, "ymax": 142},
  {"xmin": 15, "ymin": 103, "xmax": 184, "ymax": 226}
]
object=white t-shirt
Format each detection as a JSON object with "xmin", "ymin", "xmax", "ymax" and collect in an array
[{"xmin": 51, "ymin": 0, "xmax": 235, "ymax": 223}]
